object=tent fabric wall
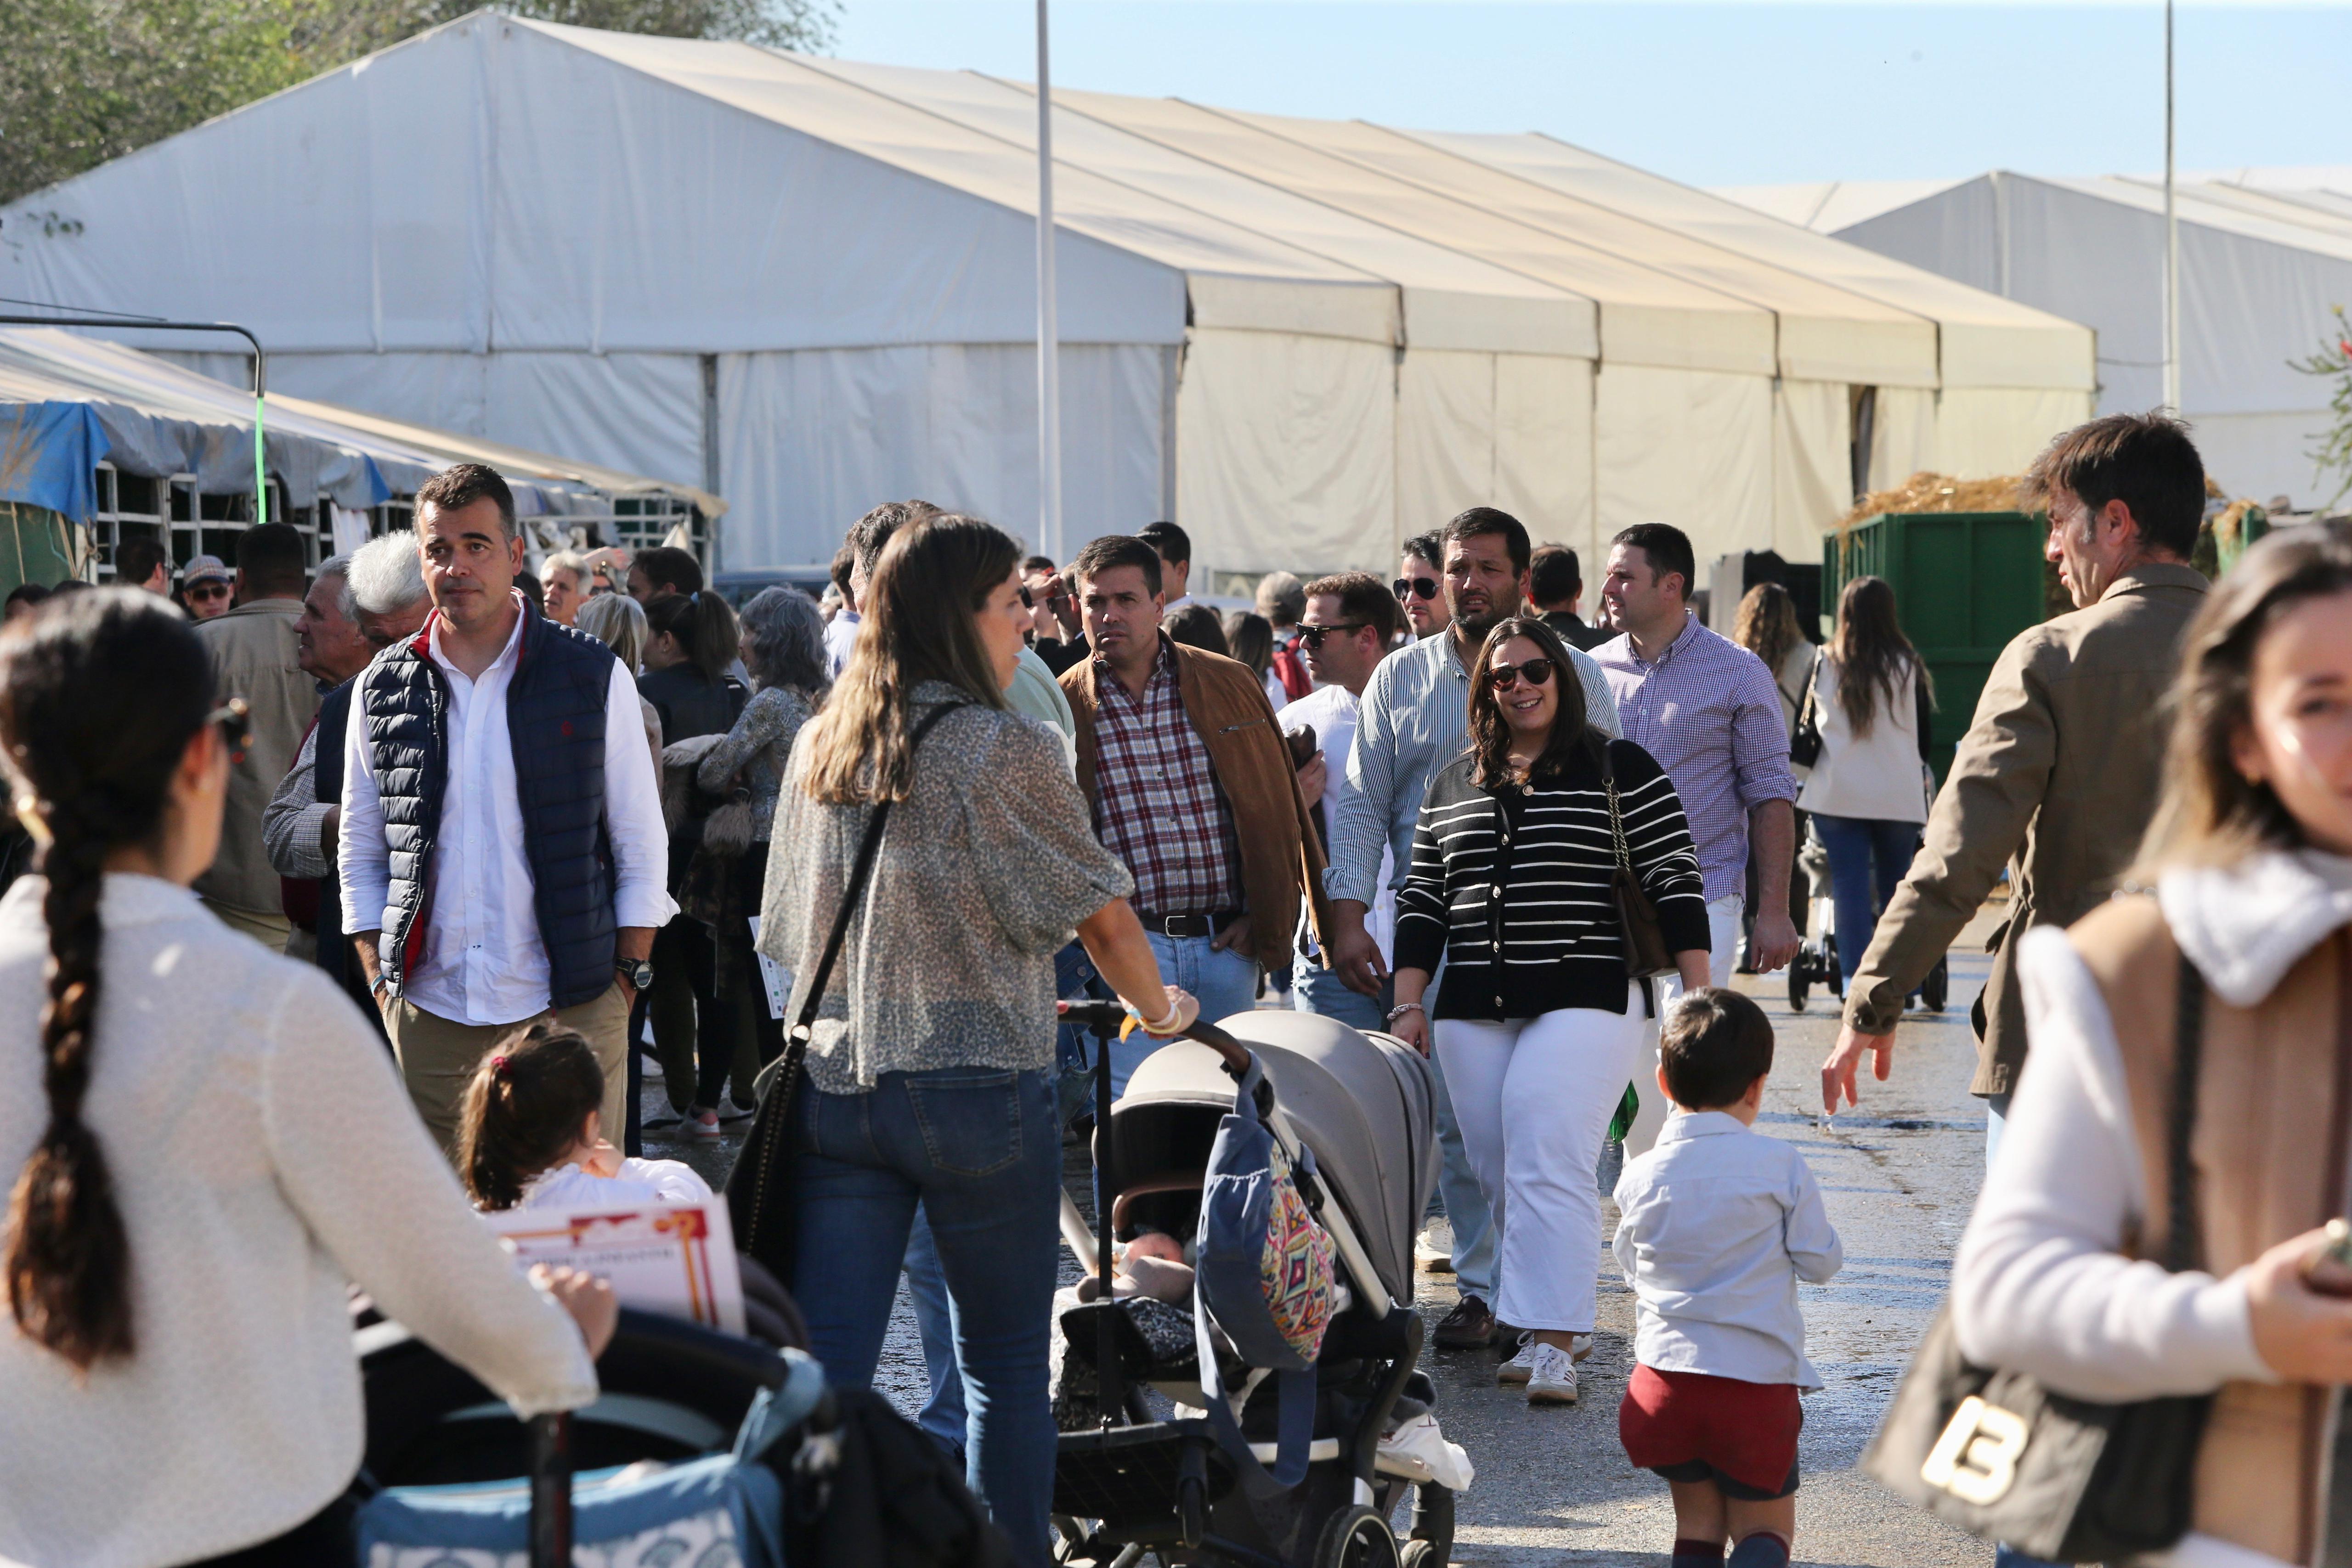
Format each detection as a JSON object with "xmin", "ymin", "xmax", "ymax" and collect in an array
[
  {"xmin": 1772, "ymin": 380, "xmax": 1851, "ymax": 554},
  {"xmin": 1594, "ymin": 365, "xmax": 1772, "ymax": 566},
  {"xmin": 1868, "ymin": 386, "xmax": 1942, "ymax": 492},
  {"xmin": 1935, "ymin": 388, "xmax": 2094, "ymax": 480},
  {"xmin": 1178, "ymin": 329, "xmax": 1396, "ymax": 577},
  {"xmin": 1396, "ymin": 351, "xmax": 1594, "ymax": 563},
  {"xmin": 720, "ymin": 342, "xmax": 1165, "ymax": 567}
]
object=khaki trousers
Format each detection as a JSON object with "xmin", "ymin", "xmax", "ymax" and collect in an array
[
  {"xmin": 385, "ymin": 984, "xmax": 632, "ymax": 1161},
  {"xmin": 204, "ymin": 898, "xmax": 293, "ymax": 954}
]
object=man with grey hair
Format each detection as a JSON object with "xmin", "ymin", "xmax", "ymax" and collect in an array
[
  {"xmin": 541, "ymin": 549, "xmax": 590, "ymax": 626},
  {"xmin": 264, "ymin": 534, "xmax": 433, "ymax": 1009}
]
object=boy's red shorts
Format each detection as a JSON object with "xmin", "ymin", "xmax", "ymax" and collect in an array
[{"xmin": 1617, "ymin": 1365, "xmax": 1802, "ymax": 1500}]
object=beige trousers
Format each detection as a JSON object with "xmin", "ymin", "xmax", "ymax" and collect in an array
[
  {"xmin": 385, "ymin": 983, "xmax": 632, "ymax": 1162},
  {"xmin": 204, "ymin": 899, "xmax": 293, "ymax": 954}
]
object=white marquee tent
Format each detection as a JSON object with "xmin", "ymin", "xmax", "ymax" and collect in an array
[
  {"xmin": 1719, "ymin": 168, "xmax": 2352, "ymax": 510},
  {"xmin": 0, "ymin": 14, "xmax": 2093, "ymax": 576}
]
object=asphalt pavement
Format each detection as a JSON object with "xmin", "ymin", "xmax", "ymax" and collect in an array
[{"xmin": 643, "ymin": 903, "xmax": 2006, "ymax": 1567}]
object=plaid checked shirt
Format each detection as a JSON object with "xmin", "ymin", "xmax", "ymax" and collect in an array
[{"xmin": 1090, "ymin": 639, "xmax": 1244, "ymax": 920}]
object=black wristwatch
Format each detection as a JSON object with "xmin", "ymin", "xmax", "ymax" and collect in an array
[{"xmin": 617, "ymin": 958, "xmax": 655, "ymax": 992}]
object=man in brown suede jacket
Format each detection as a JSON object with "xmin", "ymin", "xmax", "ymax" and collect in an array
[
  {"xmin": 1061, "ymin": 533, "xmax": 1329, "ymax": 1095},
  {"xmin": 1820, "ymin": 413, "xmax": 2210, "ymax": 1159}
]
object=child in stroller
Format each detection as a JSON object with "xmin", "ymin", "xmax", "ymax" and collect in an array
[{"xmin": 1050, "ymin": 1003, "xmax": 1470, "ymax": 1568}]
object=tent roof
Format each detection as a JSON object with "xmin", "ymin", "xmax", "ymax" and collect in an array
[
  {"xmin": 0, "ymin": 326, "xmax": 718, "ymax": 515},
  {"xmin": 0, "ymin": 13, "xmax": 2089, "ymax": 387}
]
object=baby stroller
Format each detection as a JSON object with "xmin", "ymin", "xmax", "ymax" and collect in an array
[
  {"xmin": 1052, "ymin": 1002, "xmax": 1456, "ymax": 1568},
  {"xmin": 1787, "ymin": 822, "xmax": 1948, "ymax": 1014}
]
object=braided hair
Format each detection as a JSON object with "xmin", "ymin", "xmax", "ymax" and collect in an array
[{"xmin": 0, "ymin": 590, "xmax": 215, "ymax": 1369}]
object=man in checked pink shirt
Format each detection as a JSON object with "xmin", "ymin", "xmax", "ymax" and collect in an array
[{"xmin": 1060, "ymin": 534, "xmax": 1329, "ymax": 1097}]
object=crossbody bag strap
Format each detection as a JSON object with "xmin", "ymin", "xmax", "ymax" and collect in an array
[{"xmin": 788, "ymin": 701, "xmax": 965, "ymax": 1044}]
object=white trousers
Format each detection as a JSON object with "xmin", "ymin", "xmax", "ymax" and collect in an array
[
  {"xmin": 1433, "ymin": 990, "xmax": 1649, "ymax": 1333},
  {"xmin": 1622, "ymin": 894, "xmax": 1743, "ymax": 1161}
]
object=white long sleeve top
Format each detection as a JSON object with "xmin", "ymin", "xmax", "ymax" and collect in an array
[
  {"xmin": 0, "ymin": 875, "xmax": 598, "ymax": 1568},
  {"xmin": 339, "ymin": 600, "xmax": 676, "ymax": 1025},
  {"xmin": 1612, "ymin": 1111, "xmax": 1844, "ymax": 1388}
]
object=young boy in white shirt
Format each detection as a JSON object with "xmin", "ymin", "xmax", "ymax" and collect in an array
[{"xmin": 1612, "ymin": 988, "xmax": 1843, "ymax": 1568}]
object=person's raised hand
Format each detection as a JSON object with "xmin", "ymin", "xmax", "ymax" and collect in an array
[
  {"xmin": 532, "ymin": 1263, "xmax": 619, "ymax": 1359},
  {"xmin": 1820, "ymin": 1023, "xmax": 1894, "ymax": 1115},
  {"xmin": 1327, "ymin": 905, "xmax": 1389, "ymax": 998},
  {"xmin": 2246, "ymin": 1229, "xmax": 2352, "ymax": 1384}
]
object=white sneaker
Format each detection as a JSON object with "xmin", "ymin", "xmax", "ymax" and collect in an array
[
  {"xmin": 1525, "ymin": 1342, "xmax": 1579, "ymax": 1405},
  {"xmin": 1570, "ymin": 1332, "xmax": 1594, "ymax": 1364},
  {"xmin": 1496, "ymin": 1336, "xmax": 1537, "ymax": 1386}
]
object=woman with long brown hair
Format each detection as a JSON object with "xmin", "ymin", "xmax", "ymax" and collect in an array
[
  {"xmin": 1731, "ymin": 581, "xmax": 1813, "ymax": 734},
  {"xmin": 0, "ymin": 592, "xmax": 614, "ymax": 1568},
  {"xmin": 758, "ymin": 513, "xmax": 1192, "ymax": 1568},
  {"xmin": 1952, "ymin": 520, "xmax": 2352, "ymax": 1568},
  {"xmin": 1390, "ymin": 615, "xmax": 1711, "ymax": 1408},
  {"xmin": 1795, "ymin": 575, "xmax": 1934, "ymax": 987}
]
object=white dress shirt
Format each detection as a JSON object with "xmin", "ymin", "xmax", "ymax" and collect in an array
[
  {"xmin": 1611, "ymin": 1110, "xmax": 1843, "ymax": 1388},
  {"xmin": 1281, "ymin": 682, "xmax": 1394, "ymax": 963},
  {"xmin": 340, "ymin": 601, "xmax": 675, "ymax": 1026}
]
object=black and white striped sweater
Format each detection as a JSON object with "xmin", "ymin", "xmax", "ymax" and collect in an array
[{"xmin": 1393, "ymin": 739, "xmax": 1712, "ymax": 1020}]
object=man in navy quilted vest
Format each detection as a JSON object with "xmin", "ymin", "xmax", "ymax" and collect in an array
[{"xmin": 338, "ymin": 463, "xmax": 675, "ymax": 1156}]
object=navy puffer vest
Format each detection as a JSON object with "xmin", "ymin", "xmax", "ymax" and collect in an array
[{"xmin": 359, "ymin": 599, "xmax": 620, "ymax": 1008}]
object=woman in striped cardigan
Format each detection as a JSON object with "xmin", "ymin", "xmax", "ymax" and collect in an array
[{"xmin": 1391, "ymin": 615, "xmax": 1713, "ymax": 1407}]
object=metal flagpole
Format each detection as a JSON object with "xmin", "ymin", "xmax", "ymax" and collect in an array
[
  {"xmin": 1035, "ymin": 0, "xmax": 1064, "ymax": 563},
  {"xmin": 2162, "ymin": 0, "xmax": 2180, "ymax": 414}
]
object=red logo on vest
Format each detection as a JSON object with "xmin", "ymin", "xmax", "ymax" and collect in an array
[{"xmin": 560, "ymin": 720, "xmax": 574, "ymax": 737}]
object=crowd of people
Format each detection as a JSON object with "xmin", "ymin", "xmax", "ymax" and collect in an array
[{"xmin": 14, "ymin": 406, "xmax": 2352, "ymax": 1568}]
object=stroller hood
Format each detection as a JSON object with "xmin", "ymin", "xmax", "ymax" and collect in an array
[{"xmin": 1112, "ymin": 1012, "xmax": 1436, "ymax": 1305}]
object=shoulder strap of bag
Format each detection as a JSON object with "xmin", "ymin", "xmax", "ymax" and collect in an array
[
  {"xmin": 788, "ymin": 701, "xmax": 964, "ymax": 1044},
  {"xmin": 1600, "ymin": 741, "xmax": 1633, "ymax": 880},
  {"xmin": 2164, "ymin": 954, "xmax": 2205, "ymax": 1273}
]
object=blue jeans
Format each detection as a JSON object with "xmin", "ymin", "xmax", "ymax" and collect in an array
[
  {"xmin": 902, "ymin": 1207, "xmax": 966, "ymax": 1456},
  {"xmin": 1290, "ymin": 954, "xmax": 1390, "ymax": 1034},
  {"xmin": 789, "ymin": 1066, "xmax": 1061, "ymax": 1568},
  {"xmin": 1996, "ymin": 1546, "xmax": 2061, "ymax": 1568},
  {"xmin": 1109, "ymin": 932, "xmax": 1259, "ymax": 1100},
  {"xmin": 1813, "ymin": 813, "xmax": 1924, "ymax": 987}
]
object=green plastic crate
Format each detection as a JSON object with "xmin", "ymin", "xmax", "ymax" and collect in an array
[{"xmin": 1823, "ymin": 511, "xmax": 2047, "ymax": 785}]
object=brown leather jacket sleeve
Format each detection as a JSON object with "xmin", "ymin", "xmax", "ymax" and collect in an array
[{"xmin": 1843, "ymin": 631, "xmax": 2055, "ymax": 1036}]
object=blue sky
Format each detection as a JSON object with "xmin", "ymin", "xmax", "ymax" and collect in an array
[{"xmin": 831, "ymin": 3, "xmax": 2352, "ymax": 188}]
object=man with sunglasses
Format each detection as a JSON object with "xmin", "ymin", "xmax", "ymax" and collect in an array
[
  {"xmin": 1393, "ymin": 532, "xmax": 1451, "ymax": 642},
  {"xmin": 181, "ymin": 555, "xmax": 234, "ymax": 620},
  {"xmin": 1328, "ymin": 506, "xmax": 1621, "ymax": 1350}
]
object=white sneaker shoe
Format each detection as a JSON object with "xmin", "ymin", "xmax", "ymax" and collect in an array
[
  {"xmin": 1497, "ymin": 1336, "xmax": 1537, "ymax": 1385},
  {"xmin": 1525, "ymin": 1341, "xmax": 1579, "ymax": 1405},
  {"xmin": 1570, "ymin": 1332, "xmax": 1594, "ymax": 1364}
]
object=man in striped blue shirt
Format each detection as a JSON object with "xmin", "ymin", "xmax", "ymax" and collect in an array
[{"xmin": 1593, "ymin": 524, "xmax": 1800, "ymax": 1155}]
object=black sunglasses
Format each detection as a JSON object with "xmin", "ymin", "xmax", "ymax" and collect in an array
[
  {"xmin": 1296, "ymin": 622, "xmax": 1366, "ymax": 650},
  {"xmin": 1392, "ymin": 576, "xmax": 1439, "ymax": 602},
  {"xmin": 1017, "ymin": 583, "xmax": 1034, "ymax": 609},
  {"xmin": 1487, "ymin": 658, "xmax": 1556, "ymax": 690}
]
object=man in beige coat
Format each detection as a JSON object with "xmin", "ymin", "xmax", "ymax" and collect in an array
[
  {"xmin": 194, "ymin": 522, "xmax": 320, "ymax": 950},
  {"xmin": 1820, "ymin": 413, "xmax": 2210, "ymax": 1153}
]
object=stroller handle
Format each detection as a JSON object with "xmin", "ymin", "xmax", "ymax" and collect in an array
[{"xmin": 1057, "ymin": 999, "xmax": 1253, "ymax": 1077}]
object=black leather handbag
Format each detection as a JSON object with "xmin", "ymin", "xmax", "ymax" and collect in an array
[
  {"xmin": 726, "ymin": 703, "xmax": 961, "ymax": 1279},
  {"xmin": 1789, "ymin": 649, "xmax": 1826, "ymax": 771},
  {"xmin": 1861, "ymin": 956, "xmax": 2214, "ymax": 1562}
]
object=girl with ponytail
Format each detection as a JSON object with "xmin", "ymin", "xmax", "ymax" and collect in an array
[{"xmin": 0, "ymin": 590, "xmax": 616, "ymax": 1568}]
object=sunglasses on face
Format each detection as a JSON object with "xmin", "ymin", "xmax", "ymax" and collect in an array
[
  {"xmin": 1296, "ymin": 622, "xmax": 1366, "ymax": 650},
  {"xmin": 1393, "ymin": 576, "xmax": 1439, "ymax": 602},
  {"xmin": 1487, "ymin": 658, "xmax": 1556, "ymax": 690},
  {"xmin": 187, "ymin": 581, "xmax": 231, "ymax": 603}
]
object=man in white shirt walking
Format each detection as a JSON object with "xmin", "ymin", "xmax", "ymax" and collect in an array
[
  {"xmin": 1280, "ymin": 570, "xmax": 1403, "ymax": 1032},
  {"xmin": 341, "ymin": 464, "xmax": 674, "ymax": 1155}
]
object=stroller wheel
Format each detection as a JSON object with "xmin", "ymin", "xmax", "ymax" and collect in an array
[
  {"xmin": 1922, "ymin": 956, "xmax": 1950, "ymax": 1013},
  {"xmin": 1314, "ymin": 1504, "xmax": 1402, "ymax": 1568},
  {"xmin": 1787, "ymin": 955, "xmax": 1809, "ymax": 1013},
  {"xmin": 1405, "ymin": 1483, "xmax": 1453, "ymax": 1566},
  {"xmin": 1825, "ymin": 935, "xmax": 1845, "ymax": 1000}
]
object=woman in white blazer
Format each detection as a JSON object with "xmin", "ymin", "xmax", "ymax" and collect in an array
[
  {"xmin": 1795, "ymin": 575, "xmax": 1934, "ymax": 989},
  {"xmin": 0, "ymin": 592, "xmax": 617, "ymax": 1568}
]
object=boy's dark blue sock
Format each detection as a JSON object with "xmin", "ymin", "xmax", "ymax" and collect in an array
[
  {"xmin": 1673, "ymin": 1538, "xmax": 1725, "ymax": 1568},
  {"xmin": 1728, "ymin": 1531, "xmax": 1791, "ymax": 1568}
]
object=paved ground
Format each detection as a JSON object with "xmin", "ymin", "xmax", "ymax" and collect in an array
[{"xmin": 645, "ymin": 905, "xmax": 2006, "ymax": 1567}]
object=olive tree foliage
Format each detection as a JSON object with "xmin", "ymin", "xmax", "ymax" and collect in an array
[
  {"xmin": 0, "ymin": 0, "xmax": 837, "ymax": 205},
  {"xmin": 2295, "ymin": 305, "xmax": 2352, "ymax": 505}
]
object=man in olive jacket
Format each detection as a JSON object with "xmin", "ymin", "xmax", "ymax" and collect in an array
[
  {"xmin": 1821, "ymin": 413, "xmax": 2210, "ymax": 1151},
  {"xmin": 1062, "ymin": 534, "xmax": 1331, "ymax": 1094}
]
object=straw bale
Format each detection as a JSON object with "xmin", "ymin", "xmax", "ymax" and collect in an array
[{"xmin": 1833, "ymin": 472, "xmax": 2024, "ymax": 534}]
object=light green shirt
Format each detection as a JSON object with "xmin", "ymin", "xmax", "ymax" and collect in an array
[{"xmin": 1006, "ymin": 644, "xmax": 1079, "ymax": 773}]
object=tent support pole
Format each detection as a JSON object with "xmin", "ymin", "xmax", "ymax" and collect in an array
[
  {"xmin": 1035, "ymin": 0, "xmax": 1063, "ymax": 564},
  {"xmin": 2161, "ymin": 0, "xmax": 2179, "ymax": 415}
]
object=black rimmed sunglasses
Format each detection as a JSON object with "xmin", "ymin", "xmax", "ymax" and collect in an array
[
  {"xmin": 1392, "ymin": 575, "xmax": 1440, "ymax": 602},
  {"xmin": 1487, "ymin": 658, "xmax": 1556, "ymax": 689},
  {"xmin": 1296, "ymin": 622, "xmax": 1367, "ymax": 650}
]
